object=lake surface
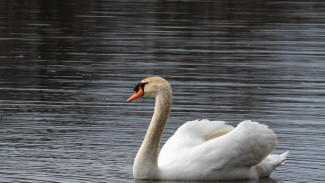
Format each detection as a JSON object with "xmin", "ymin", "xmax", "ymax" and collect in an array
[{"xmin": 1, "ymin": 0, "xmax": 325, "ymax": 182}]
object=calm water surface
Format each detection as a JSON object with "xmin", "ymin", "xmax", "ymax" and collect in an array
[{"xmin": 1, "ymin": 0, "xmax": 325, "ymax": 182}]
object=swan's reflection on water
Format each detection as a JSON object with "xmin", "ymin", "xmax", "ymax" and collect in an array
[{"xmin": 134, "ymin": 177, "xmax": 277, "ymax": 183}]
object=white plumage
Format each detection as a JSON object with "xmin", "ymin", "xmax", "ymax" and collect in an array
[
  {"xmin": 159, "ymin": 119, "xmax": 287, "ymax": 180},
  {"xmin": 128, "ymin": 76, "xmax": 288, "ymax": 180}
]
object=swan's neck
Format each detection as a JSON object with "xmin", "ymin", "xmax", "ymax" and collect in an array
[{"xmin": 133, "ymin": 92, "xmax": 172, "ymax": 179}]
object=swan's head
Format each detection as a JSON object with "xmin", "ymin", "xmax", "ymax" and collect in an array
[{"xmin": 127, "ymin": 76, "xmax": 171, "ymax": 102}]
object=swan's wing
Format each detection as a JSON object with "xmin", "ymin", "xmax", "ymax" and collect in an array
[
  {"xmin": 158, "ymin": 119, "xmax": 234, "ymax": 167},
  {"xmin": 197, "ymin": 120, "xmax": 277, "ymax": 169},
  {"xmin": 158, "ymin": 120, "xmax": 277, "ymax": 172}
]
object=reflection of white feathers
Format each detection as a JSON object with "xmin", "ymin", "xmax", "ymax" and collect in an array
[{"xmin": 158, "ymin": 119, "xmax": 288, "ymax": 180}]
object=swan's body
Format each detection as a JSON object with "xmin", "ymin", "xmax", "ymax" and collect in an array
[{"xmin": 127, "ymin": 76, "xmax": 288, "ymax": 180}]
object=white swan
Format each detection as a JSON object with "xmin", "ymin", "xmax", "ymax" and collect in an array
[{"xmin": 127, "ymin": 76, "xmax": 288, "ymax": 180}]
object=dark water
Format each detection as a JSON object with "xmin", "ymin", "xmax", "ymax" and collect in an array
[{"xmin": 1, "ymin": 0, "xmax": 325, "ymax": 182}]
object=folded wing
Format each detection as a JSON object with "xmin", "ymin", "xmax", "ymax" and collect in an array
[{"xmin": 158, "ymin": 120, "xmax": 277, "ymax": 179}]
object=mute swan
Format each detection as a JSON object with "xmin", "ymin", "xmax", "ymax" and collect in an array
[{"xmin": 127, "ymin": 76, "xmax": 288, "ymax": 180}]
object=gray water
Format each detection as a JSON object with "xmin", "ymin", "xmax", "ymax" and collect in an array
[{"xmin": 1, "ymin": 1, "xmax": 325, "ymax": 182}]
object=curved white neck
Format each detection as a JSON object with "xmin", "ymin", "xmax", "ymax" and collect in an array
[{"xmin": 133, "ymin": 92, "xmax": 172, "ymax": 179}]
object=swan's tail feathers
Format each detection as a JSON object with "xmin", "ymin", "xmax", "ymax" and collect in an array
[
  {"xmin": 256, "ymin": 151, "xmax": 289, "ymax": 177},
  {"xmin": 279, "ymin": 151, "xmax": 289, "ymax": 165}
]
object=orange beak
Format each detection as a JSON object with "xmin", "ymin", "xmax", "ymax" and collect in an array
[{"xmin": 127, "ymin": 86, "xmax": 144, "ymax": 102}]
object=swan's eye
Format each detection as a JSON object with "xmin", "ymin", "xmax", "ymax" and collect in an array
[{"xmin": 134, "ymin": 82, "xmax": 148, "ymax": 92}]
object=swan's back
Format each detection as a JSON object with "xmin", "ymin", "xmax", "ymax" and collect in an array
[
  {"xmin": 158, "ymin": 120, "xmax": 280, "ymax": 180},
  {"xmin": 161, "ymin": 119, "xmax": 234, "ymax": 149}
]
